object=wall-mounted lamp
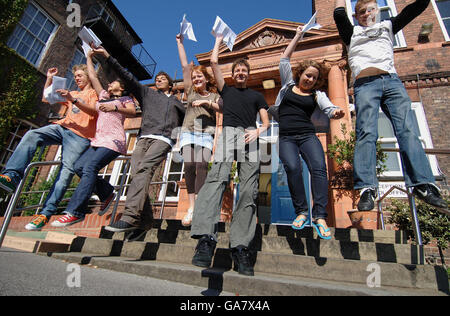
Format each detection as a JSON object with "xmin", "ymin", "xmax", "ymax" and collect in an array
[
  {"xmin": 418, "ymin": 23, "xmax": 433, "ymax": 42},
  {"xmin": 262, "ymin": 79, "xmax": 276, "ymax": 90}
]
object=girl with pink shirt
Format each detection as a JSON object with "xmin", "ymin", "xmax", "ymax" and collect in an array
[{"xmin": 51, "ymin": 48, "xmax": 136, "ymax": 227}]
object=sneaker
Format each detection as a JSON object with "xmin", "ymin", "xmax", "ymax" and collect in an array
[
  {"xmin": 98, "ymin": 192, "xmax": 116, "ymax": 216},
  {"xmin": 231, "ymin": 246, "xmax": 254, "ymax": 276},
  {"xmin": 0, "ymin": 175, "xmax": 16, "ymax": 194},
  {"xmin": 181, "ymin": 207, "xmax": 194, "ymax": 227},
  {"xmin": 25, "ymin": 215, "xmax": 49, "ymax": 231},
  {"xmin": 51, "ymin": 214, "xmax": 83, "ymax": 227},
  {"xmin": 124, "ymin": 229, "xmax": 147, "ymax": 242},
  {"xmin": 357, "ymin": 188, "xmax": 377, "ymax": 211},
  {"xmin": 413, "ymin": 184, "xmax": 448, "ymax": 209},
  {"xmin": 104, "ymin": 220, "xmax": 138, "ymax": 233},
  {"xmin": 192, "ymin": 235, "xmax": 217, "ymax": 268}
]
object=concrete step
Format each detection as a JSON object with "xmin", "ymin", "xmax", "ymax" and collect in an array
[
  {"xmin": 2, "ymin": 236, "xmax": 71, "ymax": 253},
  {"xmin": 42, "ymin": 252, "xmax": 447, "ymax": 296},
  {"xmin": 2, "ymin": 231, "xmax": 77, "ymax": 253},
  {"xmin": 106, "ymin": 220, "xmax": 408, "ymax": 244},
  {"xmin": 107, "ymin": 227, "xmax": 419, "ymax": 265},
  {"xmin": 67, "ymin": 237, "xmax": 448, "ymax": 293}
]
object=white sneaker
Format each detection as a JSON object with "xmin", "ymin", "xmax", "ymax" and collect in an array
[{"xmin": 182, "ymin": 208, "xmax": 194, "ymax": 227}]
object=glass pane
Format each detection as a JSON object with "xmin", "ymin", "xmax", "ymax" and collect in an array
[
  {"xmin": 25, "ymin": 4, "xmax": 38, "ymax": 17},
  {"xmin": 38, "ymin": 29, "xmax": 50, "ymax": 42},
  {"xmin": 378, "ymin": 113, "xmax": 395, "ymax": 138},
  {"xmin": 43, "ymin": 20, "xmax": 55, "ymax": 33},
  {"xmin": 29, "ymin": 21, "xmax": 42, "ymax": 35},
  {"xmin": 381, "ymin": 143, "xmax": 401, "ymax": 172},
  {"xmin": 443, "ymin": 18, "xmax": 450, "ymax": 35},
  {"xmin": 380, "ymin": 8, "xmax": 392, "ymax": 21},
  {"xmin": 21, "ymin": 13, "xmax": 33, "ymax": 28},
  {"xmin": 437, "ymin": 0, "xmax": 450, "ymax": 18},
  {"xmin": 35, "ymin": 12, "xmax": 46, "ymax": 25},
  {"xmin": 17, "ymin": 42, "xmax": 30, "ymax": 57},
  {"xmin": 351, "ymin": 0, "xmax": 388, "ymax": 11}
]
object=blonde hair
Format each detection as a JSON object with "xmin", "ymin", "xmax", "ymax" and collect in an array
[{"xmin": 72, "ymin": 64, "xmax": 88, "ymax": 77}]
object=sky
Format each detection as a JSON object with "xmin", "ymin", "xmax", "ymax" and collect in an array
[{"xmin": 112, "ymin": 0, "xmax": 314, "ymax": 84}]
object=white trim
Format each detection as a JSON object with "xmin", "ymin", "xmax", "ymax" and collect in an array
[{"xmin": 431, "ymin": 0, "xmax": 450, "ymax": 41}]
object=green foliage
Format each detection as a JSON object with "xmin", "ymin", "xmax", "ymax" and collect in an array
[
  {"xmin": 387, "ymin": 197, "xmax": 450, "ymax": 250},
  {"xmin": 0, "ymin": 45, "xmax": 41, "ymax": 150},
  {"xmin": 0, "ymin": 0, "xmax": 28, "ymax": 43},
  {"xmin": 327, "ymin": 123, "xmax": 387, "ymax": 190}
]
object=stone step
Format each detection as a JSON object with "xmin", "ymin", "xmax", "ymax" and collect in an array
[
  {"xmin": 106, "ymin": 220, "xmax": 408, "ymax": 244},
  {"xmin": 2, "ymin": 236, "xmax": 71, "ymax": 253},
  {"xmin": 106, "ymin": 228, "xmax": 419, "ymax": 265},
  {"xmin": 42, "ymin": 252, "xmax": 448, "ymax": 296},
  {"xmin": 67, "ymin": 237, "xmax": 448, "ymax": 292}
]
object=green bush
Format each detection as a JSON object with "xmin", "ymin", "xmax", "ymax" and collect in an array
[{"xmin": 387, "ymin": 198, "xmax": 450, "ymax": 250}]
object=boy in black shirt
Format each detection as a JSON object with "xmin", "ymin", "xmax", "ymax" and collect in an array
[{"xmin": 190, "ymin": 34, "xmax": 270, "ymax": 276}]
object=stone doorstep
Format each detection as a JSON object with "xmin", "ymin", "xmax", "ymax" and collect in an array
[
  {"xmin": 108, "ymin": 230, "xmax": 421, "ymax": 265},
  {"xmin": 67, "ymin": 237, "xmax": 448, "ymax": 292},
  {"xmin": 41, "ymin": 252, "xmax": 447, "ymax": 296},
  {"xmin": 2, "ymin": 236, "xmax": 70, "ymax": 254}
]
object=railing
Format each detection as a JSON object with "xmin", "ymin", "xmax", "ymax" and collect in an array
[
  {"xmin": 376, "ymin": 147, "xmax": 450, "ymax": 249},
  {"xmin": 0, "ymin": 156, "xmax": 176, "ymax": 248}
]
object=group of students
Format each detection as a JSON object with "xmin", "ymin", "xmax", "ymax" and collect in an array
[{"xmin": 0, "ymin": 0, "xmax": 446, "ymax": 277}]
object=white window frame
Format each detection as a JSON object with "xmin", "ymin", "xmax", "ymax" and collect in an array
[
  {"xmin": 345, "ymin": 0, "xmax": 407, "ymax": 47},
  {"xmin": 7, "ymin": 1, "xmax": 58, "ymax": 68},
  {"xmin": 431, "ymin": 0, "xmax": 450, "ymax": 41}
]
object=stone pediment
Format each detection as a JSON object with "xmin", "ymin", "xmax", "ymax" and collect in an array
[{"xmin": 196, "ymin": 18, "xmax": 338, "ymax": 62}]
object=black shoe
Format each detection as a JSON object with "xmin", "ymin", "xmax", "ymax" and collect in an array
[
  {"xmin": 413, "ymin": 184, "xmax": 448, "ymax": 209},
  {"xmin": 192, "ymin": 235, "xmax": 217, "ymax": 268},
  {"xmin": 104, "ymin": 220, "xmax": 138, "ymax": 233},
  {"xmin": 357, "ymin": 188, "xmax": 377, "ymax": 211},
  {"xmin": 231, "ymin": 246, "xmax": 254, "ymax": 276}
]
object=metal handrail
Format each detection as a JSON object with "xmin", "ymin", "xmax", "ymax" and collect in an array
[{"xmin": 0, "ymin": 156, "xmax": 178, "ymax": 248}]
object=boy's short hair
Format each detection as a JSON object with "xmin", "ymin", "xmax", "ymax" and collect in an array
[
  {"xmin": 355, "ymin": 0, "xmax": 378, "ymax": 16},
  {"xmin": 231, "ymin": 58, "xmax": 251, "ymax": 75},
  {"xmin": 72, "ymin": 64, "xmax": 88, "ymax": 77},
  {"xmin": 155, "ymin": 71, "xmax": 174, "ymax": 89}
]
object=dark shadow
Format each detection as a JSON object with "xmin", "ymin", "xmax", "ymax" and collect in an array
[
  {"xmin": 375, "ymin": 243, "xmax": 397, "ymax": 263},
  {"xmin": 434, "ymin": 265, "xmax": 450, "ymax": 295},
  {"xmin": 69, "ymin": 237, "xmax": 86, "ymax": 252},
  {"xmin": 201, "ymin": 268, "xmax": 228, "ymax": 296},
  {"xmin": 139, "ymin": 242, "xmax": 160, "ymax": 260}
]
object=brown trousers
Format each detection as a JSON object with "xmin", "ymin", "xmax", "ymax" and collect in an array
[{"xmin": 121, "ymin": 138, "xmax": 171, "ymax": 229}]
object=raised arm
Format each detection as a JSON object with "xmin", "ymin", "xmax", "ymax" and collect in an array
[
  {"xmin": 42, "ymin": 67, "xmax": 58, "ymax": 103},
  {"xmin": 95, "ymin": 46, "xmax": 146, "ymax": 104},
  {"xmin": 176, "ymin": 34, "xmax": 193, "ymax": 92},
  {"xmin": 391, "ymin": 0, "xmax": 430, "ymax": 34},
  {"xmin": 87, "ymin": 49, "xmax": 103, "ymax": 96},
  {"xmin": 210, "ymin": 35, "xmax": 225, "ymax": 92},
  {"xmin": 282, "ymin": 26, "xmax": 304, "ymax": 60},
  {"xmin": 334, "ymin": 0, "xmax": 354, "ymax": 46}
]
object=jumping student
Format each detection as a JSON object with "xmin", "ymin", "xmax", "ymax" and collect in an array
[
  {"xmin": 97, "ymin": 46, "xmax": 186, "ymax": 241},
  {"xmin": 0, "ymin": 65, "xmax": 98, "ymax": 231},
  {"xmin": 334, "ymin": 0, "xmax": 446, "ymax": 211},
  {"xmin": 190, "ymin": 34, "xmax": 270, "ymax": 276},
  {"xmin": 270, "ymin": 25, "xmax": 345, "ymax": 239},
  {"xmin": 51, "ymin": 46, "xmax": 136, "ymax": 227},
  {"xmin": 176, "ymin": 33, "xmax": 222, "ymax": 227}
]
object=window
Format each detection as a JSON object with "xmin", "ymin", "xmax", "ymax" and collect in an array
[
  {"xmin": 432, "ymin": 0, "xmax": 450, "ymax": 41},
  {"xmin": 65, "ymin": 49, "xmax": 99, "ymax": 91},
  {"xmin": 7, "ymin": 2, "xmax": 58, "ymax": 67},
  {"xmin": 346, "ymin": 0, "xmax": 407, "ymax": 47},
  {"xmin": 86, "ymin": 3, "xmax": 115, "ymax": 31},
  {"xmin": 0, "ymin": 121, "xmax": 37, "ymax": 169}
]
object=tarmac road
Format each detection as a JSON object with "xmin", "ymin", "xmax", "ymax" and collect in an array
[{"xmin": 0, "ymin": 248, "xmax": 234, "ymax": 296}]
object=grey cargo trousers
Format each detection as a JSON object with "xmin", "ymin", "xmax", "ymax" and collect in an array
[{"xmin": 190, "ymin": 127, "xmax": 260, "ymax": 248}]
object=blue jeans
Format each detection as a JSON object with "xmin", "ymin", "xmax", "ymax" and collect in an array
[
  {"xmin": 2, "ymin": 124, "xmax": 90, "ymax": 217},
  {"xmin": 279, "ymin": 134, "xmax": 328, "ymax": 220},
  {"xmin": 64, "ymin": 146, "xmax": 119, "ymax": 218},
  {"xmin": 353, "ymin": 74, "xmax": 435, "ymax": 189}
]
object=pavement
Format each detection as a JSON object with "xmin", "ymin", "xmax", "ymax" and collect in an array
[{"xmin": 0, "ymin": 248, "xmax": 235, "ymax": 296}]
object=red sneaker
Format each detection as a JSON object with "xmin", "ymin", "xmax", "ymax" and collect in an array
[{"xmin": 51, "ymin": 214, "xmax": 83, "ymax": 227}]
